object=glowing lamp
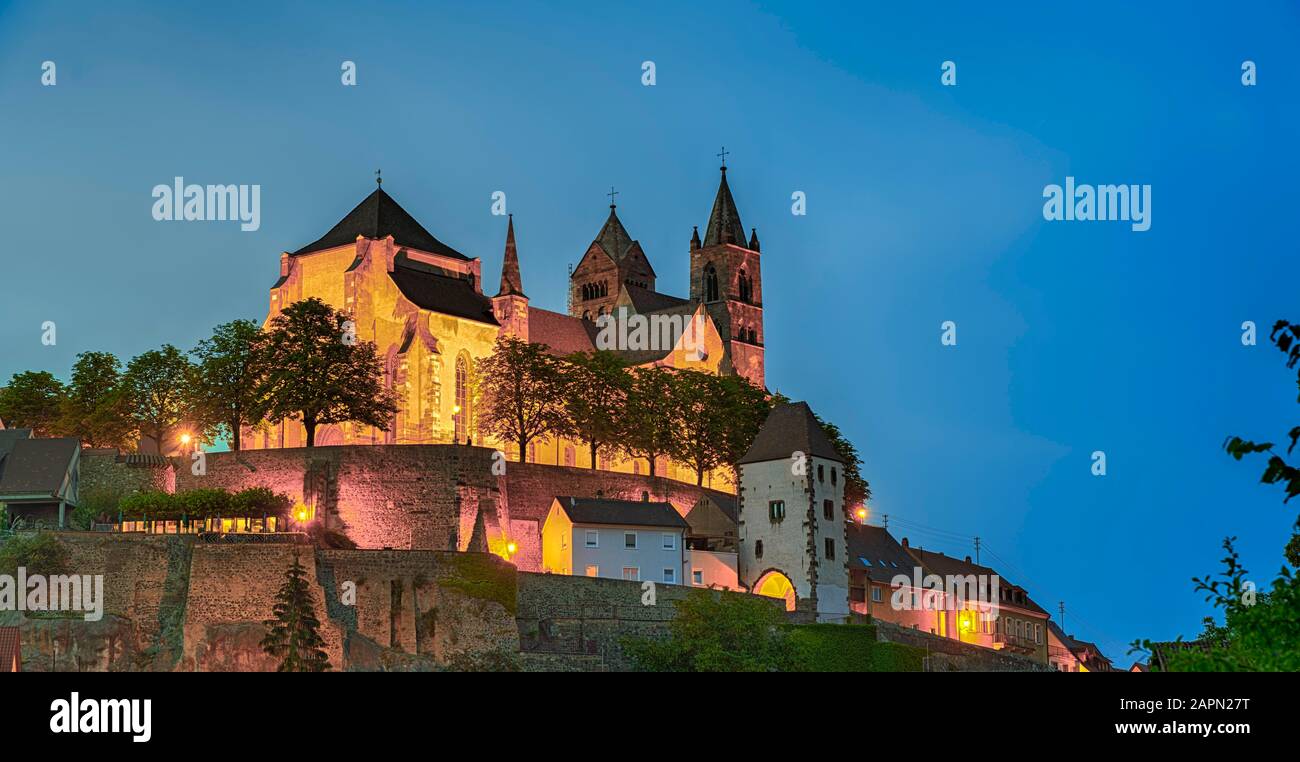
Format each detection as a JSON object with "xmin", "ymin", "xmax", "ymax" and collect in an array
[
  {"xmin": 452, "ymin": 404, "xmax": 462, "ymax": 414},
  {"xmin": 296, "ymin": 509, "xmax": 308, "ymax": 522},
  {"xmin": 506, "ymin": 541, "xmax": 517, "ymax": 555},
  {"xmin": 855, "ymin": 507, "xmax": 868, "ymax": 522},
  {"xmin": 180, "ymin": 433, "xmax": 192, "ymax": 446}
]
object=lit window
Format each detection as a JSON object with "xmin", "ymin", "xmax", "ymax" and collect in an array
[
  {"xmin": 585, "ymin": 565, "xmax": 599, "ymax": 577},
  {"xmin": 624, "ymin": 532, "xmax": 637, "ymax": 549},
  {"xmin": 622, "ymin": 567, "xmax": 639, "ymax": 581},
  {"xmin": 585, "ymin": 530, "xmax": 598, "ymax": 548}
]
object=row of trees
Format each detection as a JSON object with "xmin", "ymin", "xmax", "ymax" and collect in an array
[
  {"xmin": 0, "ymin": 298, "xmax": 397, "ymax": 451},
  {"xmin": 478, "ymin": 336, "xmax": 869, "ymax": 503}
]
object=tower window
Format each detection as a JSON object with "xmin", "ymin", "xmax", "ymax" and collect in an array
[
  {"xmin": 704, "ymin": 264, "xmax": 719, "ymax": 302},
  {"xmin": 823, "ymin": 499, "xmax": 834, "ymax": 520},
  {"xmin": 818, "ymin": 464, "xmax": 824, "ymax": 482},
  {"xmin": 831, "ymin": 467, "xmax": 838, "ymax": 485},
  {"xmin": 738, "ymin": 269, "xmax": 752, "ymax": 303},
  {"xmin": 755, "ymin": 540, "xmax": 764, "ymax": 559},
  {"xmin": 825, "ymin": 538, "xmax": 835, "ymax": 560},
  {"xmin": 768, "ymin": 500, "xmax": 785, "ymax": 522}
]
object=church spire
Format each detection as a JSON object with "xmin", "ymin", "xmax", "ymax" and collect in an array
[
  {"xmin": 497, "ymin": 214, "xmax": 525, "ymax": 297},
  {"xmin": 703, "ymin": 164, "xmax": 746, "ymax": 247}
]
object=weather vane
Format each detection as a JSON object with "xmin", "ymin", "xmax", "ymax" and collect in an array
[{"xmin": 375, "ymin": 169, "xmax": 382, "ymax": 187}]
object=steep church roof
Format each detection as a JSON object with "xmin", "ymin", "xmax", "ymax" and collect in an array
[
  {"xmin": 528, "ymin": 307, "xmax": 598, "ymax": 356},
  {"xmin": 497, "ymin": 214, "xmax": 525, "ymax": 297},
  {"xmin": 388, "ymin": 254, "xmax": 498, "ymax": 326},
  {"xmin": 293, "ymin": 187, "xmax": 470, "ymax": 261},
  {"xmin": 738, "ymin": 401, "xmax": 841, "ymax": 465},
  {"xmin": 622, "ymin": 283, "xmax": 689, "ymax": 314},
  {"xmin": 592, "ymin": 204, "xmax": 639, "ymax": 263},
  {"xmin": 702, "ymin": 167, "xmax": 747, "ymax": 247}
]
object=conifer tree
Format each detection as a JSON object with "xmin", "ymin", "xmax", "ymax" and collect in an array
[{"xmin": 261, "ymin": 552, "xmax": 332, "ymax": 672}]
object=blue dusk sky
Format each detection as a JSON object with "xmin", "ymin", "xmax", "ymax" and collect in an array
[{"xmin": 2, "ymin": 1, "xmax": 1298, "ymax": 655}]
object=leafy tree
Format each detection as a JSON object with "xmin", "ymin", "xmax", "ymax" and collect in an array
[
  {"xmin": 123, "ymin": 344, "xmax": 195, "ymax": 454},
  {"xmin": 0, "ymin": 370, "xmax": 66, "ymax": 436},
  {"xmin": 715, "ymin": 374, "xmax": 773, "ymax": 481},
  {"xmin": 190, "ymin": 319, "xmax": 265, "ymax": 451},
  {"xmin": 59, "ymin": 351, "xmax": 134, "ymax": 449},
  {"xmin": 257, "ymin": 298, "xmax": 398, "ymax": 447},
  {"xmin": 1133, "ymin": 319, "xmax": 1300, "ymax": 671},
  {"xmin": 479, "ymin": 335, "xmax": 568, "ymax": 462},
  {"xmin": 619, "ymin": 366, "xmax": 681, "ymax": 477},
  {"xmin": 261, "ymin": 552, "xmax": 332, "ymax": 672},
  {"xmin": 559, "ymin": 350, "xmax": 629, "ymax": 469},
  {"xmin": 673, "ymin": 370, "xmax": 770, "ymax": 485},
  {"xmin": 621, "ymin": 590, "xmax": 796, "ymax": 672}
]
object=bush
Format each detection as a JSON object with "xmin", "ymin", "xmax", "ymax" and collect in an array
[
  {"xmin": 118, "ymin": 487, "xmax": 294, "ymax": 520},
  {"xmin": 0, "ymin": 532, "xmax": 70, "ymax": 577},
  {"xmin": 622, "ymin": 590, "xmax": 795, "ymax": 672}
]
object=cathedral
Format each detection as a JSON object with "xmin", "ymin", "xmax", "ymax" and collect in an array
[{"xmin": 244, "ymin": 164, "xmax": 765, "ymax": 487}]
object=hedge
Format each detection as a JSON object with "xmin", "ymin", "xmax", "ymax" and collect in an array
[{"xmin": 118, "ymin": 487, "xmax": 293, "ymax": 520}]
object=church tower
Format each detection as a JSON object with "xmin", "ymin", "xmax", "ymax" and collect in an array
[
  {"xmin": 737, "ymin": 401, "xmax": 850, "ymax": 622},
  {"xmin": 690, "ymin": 162, "xmax": 764, "ymax": 387},
  {"xmin": 569, "ymin": 196, "xmax": 657, "ymax": 321},
  {"xmin": 492, "ymin": 214, "xmax": 529, "ymax": 342}
]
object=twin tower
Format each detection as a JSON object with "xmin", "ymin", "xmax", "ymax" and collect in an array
[{"xmin": 492, "ymin": 164, "xmax": 766, "ymax": 388}]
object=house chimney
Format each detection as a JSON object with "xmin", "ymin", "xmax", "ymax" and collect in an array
[
  {"xmin": 965, "ymin": 555, "xmax": 972, "ymax": 563},
  {"xmin": 901, "ymin": 537, "xmax": 909, "ymax": 547}
]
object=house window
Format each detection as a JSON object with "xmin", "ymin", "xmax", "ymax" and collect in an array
[
  {"xmin": 823, "ymin": 499, "xmax": 834, "ymax": 520},
  {"xmin": 585, "ymin": 565, "xmax": 599, "ymax": 577},
  {"xmin": 661, "ymin": 533, "xmax": 676, "ymax": 550},
  {"xmin": 755, "ymin": 540, "xmax": 764, "ymax": 559},
  {"xmin": 585, "ymin": 530, "xmax": 599, "ymax": 548},
  {"xmin": 692, "ymin": 570, "xmax": 703, "ymax": 585},
  {"xmin": 768, "ymin": 500, "xmax": 785, "ymax": 522},
  {"xmin": 871, "ymin": 587, "xmax": 883, "ymax": 603},
  {"xmin": 824, "ymin": 538, "xmax": 835, "ymax": 560},
  {"xmin": 1035, "ymin": 624, "xmax": 1042, "ymax": 644},
  {"xmin": 663, "ymin": 568, "xmax": 675, "ymax": 584},
  {"xmin": 624, "ymin": 532, "xmax": 637, "ymax": 549},
  {"xmin": 704, "ymin": 264, "xmax": 719, "ymax": 302},
  {"xmin": 622, "ymin": 567, "xmax": 639, "ymax": 581}
]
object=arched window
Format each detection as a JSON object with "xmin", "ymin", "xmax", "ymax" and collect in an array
[
  {"xmin": 738, "ymin": 269, "xmax": 749, "ymax": 303},
  {"xmin": 749, "ymin": 328, "xmax": 757, "ymax": 343},
  {"xmin": 582, "ymin": 310, "xmax": 591, "ymax": 321},
  {"xmin": 601, "ymin": 281, "xmax": 608, "ymax": 297},
  {"xmin": 704, "ymin": 264, "xmax": 719, "ymax": 302},
  {"xmin": 454, "ymin": 354, "xmax": 471, "ymax": 443}
]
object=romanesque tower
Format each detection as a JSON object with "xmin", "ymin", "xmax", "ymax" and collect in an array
[
  {"xmin": 492, "ymin": 214, "xmax": 529, "ymax": 341},
  {"xmin": 737, "ymin": 401, "xmax": 849, "ymax": 622},
  {"xmin": 569, "ymin": 200, "xmax": 656, "ymax": 321},
  {"xmin": 690, "ymin": 164, "xmax": 764, "ymax": 387}
]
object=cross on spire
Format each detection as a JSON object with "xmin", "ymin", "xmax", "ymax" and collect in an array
[
  {"xmin": 717, "ymin": 146, "xmax": 729, "ymax": 169},
  {"xmin": 375, "ymin": 169, "xmax": 382, "ymax": 187},
  {"xmin": 607, "ymin": 186, "xmax": 619, "ymax": 208}
]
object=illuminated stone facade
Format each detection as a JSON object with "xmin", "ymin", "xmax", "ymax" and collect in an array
[{"xmin": 245, "ymin": 167, "xmax": 766, "ymax": 491}]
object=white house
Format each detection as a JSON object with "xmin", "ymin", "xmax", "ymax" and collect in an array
[{"xmin": 541, "ymin": 496, "xmax": 689, "ymax": 585}]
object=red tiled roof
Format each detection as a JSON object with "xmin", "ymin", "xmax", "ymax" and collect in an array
[
  {"xmin": 528, "ymin": 307, "xmax": 597, "ymax": 356},
  {"xmin": 0, "ymin": 627, "xmax": 20, "ymax": 672}
]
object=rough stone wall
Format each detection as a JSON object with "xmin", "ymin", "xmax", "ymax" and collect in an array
[
  {"xmin": 873, "ymin": 619, "xmax": 1052, "ymax": 672},
  {"xmin": 7, "ymin": 532, "xmax": 180, "ymax": 671},
  {"xmin": 172, "ymin": 445, "xmax": 500, "ymax": 551},
  {"xmin": 516, "ymin": 572, "xmax": 699, "ymax": 671},
  {"xmin": 79, "ymin": 452, "xmax": 174, "ymax": 499}
]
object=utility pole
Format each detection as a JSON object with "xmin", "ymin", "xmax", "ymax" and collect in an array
[
  {"xmin": 1059, "ymin": 601, "xmax": 1065, "ymax": 630},
  {"xmin": 881, "ymin": 513, "xmax": 888, "ymax": 530},
  {"xmin": 973, "ymin": 536, "xmax": 981, "ymax": 564}
]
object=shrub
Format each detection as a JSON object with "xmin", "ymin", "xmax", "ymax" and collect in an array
[{"xmin": 0, "ymin": 532, "xmax": 70, "ymax": 577}]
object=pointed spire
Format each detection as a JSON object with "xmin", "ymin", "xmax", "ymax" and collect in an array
[
  {"xmin": 703, "ymin": 165, "xmax": 746, "ymax": 247},
  {"xmin": 748, "ymin": 227, "xmax": 760, "ymax": 252},
  {"xmin": 497, "ymin": 214, "xmax": 525, "ymax": 297},
  {"xmin": 594, "ymin": 204, "xmax": 637, "ymax": 262},
  {"xmin": 690, "ymin": 225, "xmax": 701, "ymax": 251}
]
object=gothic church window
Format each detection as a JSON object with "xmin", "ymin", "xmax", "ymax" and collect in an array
[
  {"xmin": 704, "ymin": 264, "xmax": 719, "ymax": 302},
  {"xmin": 454, "ymin": 354, "xmax": 472, "ymax": 443},
  {"xmin": 738, "ymin": 269, "xmax": 750, "ymax": 303}
]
